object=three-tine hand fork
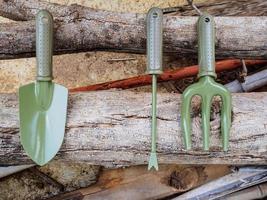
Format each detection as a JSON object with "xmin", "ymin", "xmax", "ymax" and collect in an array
[{"xmin": 181, "ymin": 13, "xmax": 232, "ymax": 151}]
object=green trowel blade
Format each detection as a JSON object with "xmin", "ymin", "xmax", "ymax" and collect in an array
[
  {"xmin": 19, "ymin": 10, "xmax": 68, "ymax": 166},
  {"xmin": 19, "ymin": 82, "xmax": 68, "ymax": 165}
]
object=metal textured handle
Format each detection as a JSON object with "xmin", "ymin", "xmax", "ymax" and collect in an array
[
  {"xmin": 197, "ymin": 13, "xmax": 216, "ymax": 78},
  {"xmin": 36, "ymin": 10, "xmax": 53, "ymax": 81},
  {"xmin": 146, "ymin": 7, "xmax": 163, "ymax": 75}
]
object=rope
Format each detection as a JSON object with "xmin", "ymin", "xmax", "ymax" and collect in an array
[{"xmin": 187, "ymin": 0, "xmax": 203, "ymax": 15}]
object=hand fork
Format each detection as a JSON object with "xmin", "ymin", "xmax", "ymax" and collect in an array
[{"xmin": 181, "ymin": 14, "xmax": 232, "ymax": 151}]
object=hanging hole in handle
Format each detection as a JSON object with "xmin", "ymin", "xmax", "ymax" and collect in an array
[
  {"xmin": 41, "ymin": 16, "xmax": 49, "ymax": 24},
  {"xmin": 205, "ymin": 17, "xmax": 210, "ymax": 23},
  {"xmin": 153, "ymin": 12, "xmax": 158, "ymax": 18}
]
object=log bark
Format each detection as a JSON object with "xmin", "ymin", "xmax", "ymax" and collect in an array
[
  {"xmin": 1, "ymin": 91, "xmax": 267, "ymax": 167},
  {"xmin": 1, "ymin": 0, "xmax": 267, "ymax": 21},
  {"xmin": 0, "ymin": 1, "xmax": 267, "ymax": 59}
]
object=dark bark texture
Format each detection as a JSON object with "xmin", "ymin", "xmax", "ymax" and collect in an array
[{"xmin": 0, "ymin": 0, "xmax": 266, "ymax": 59}]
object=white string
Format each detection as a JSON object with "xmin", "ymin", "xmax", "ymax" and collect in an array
[{"xmin": 187, "ymin": 0, "xmax": 202, "ymax": 16}]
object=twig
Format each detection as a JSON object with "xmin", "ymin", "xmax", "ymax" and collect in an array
[{"xmin": 70, "ymin": 60, "xmax": 267, "ymax": 92}]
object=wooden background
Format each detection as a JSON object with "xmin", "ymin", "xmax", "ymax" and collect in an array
[{"xmin": 0, "ymin": 0, "xmax": 267, "ymax": 199}]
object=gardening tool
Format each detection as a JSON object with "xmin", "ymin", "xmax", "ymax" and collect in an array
[
  {"xmin": 19, "ymin": 10, "xmax": 68, "ymax": 166},
  {"xmin": 181, "ymin": 13, "xmax": 231, "ymax": 151},
  {"xmin": 146, "ymin": 7, "xmax": 163, "ymax": 170}
]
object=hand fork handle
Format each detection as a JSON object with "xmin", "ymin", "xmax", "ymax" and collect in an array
[{"xmin": 198, "ymin": 13, "xmax": 216, "ymax": 79}]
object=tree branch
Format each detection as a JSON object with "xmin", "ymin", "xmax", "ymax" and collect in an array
[
  {"xmin": 69, "ymin": 60, "xmax": 267, "ymax": 92},
  {"xmin": 0, "ymin": 1, "xmax": 266, "ymax": 59}
]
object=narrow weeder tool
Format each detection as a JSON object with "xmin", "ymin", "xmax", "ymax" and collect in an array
[
  {"xmin": 181, "ymin": 14, "xmax": 232, "ymax": 151},
  {"xmin": 19, "ymin": 10, "xmax": 68, "ymax": 165},
  {"xmin": 146, "ymin": 7, "xmax": 163, "ymax": 170}
]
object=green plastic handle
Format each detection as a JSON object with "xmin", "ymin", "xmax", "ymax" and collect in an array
[
  {"xmin": 36, "ymin": 10, "xmax": 53, "ymax": 81},
  {"xmin": 146, "ymin": 7, "xmax": 163, "ymax": 75},
  {"xmin": 197, "ymin": 13, "xmax": 216, "ymax": 78}
]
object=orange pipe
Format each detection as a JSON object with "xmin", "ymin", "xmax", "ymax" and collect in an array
[{"xmin": 70, "ymin": 59, "xmax": 267, "ymax": 92}]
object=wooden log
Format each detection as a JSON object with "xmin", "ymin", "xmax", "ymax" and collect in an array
[
  {"xmin": 37, "ymin": 161, "xmax": 101, "ymax": 191},
  {"xmin": 0, "ymin": 168, "xmax": 63, "ymax": 199},
  {"xmin": 0, "ymin": 161, "xmax": 100, "ymax": 199},
  {"xmin": 1, "ymin": 91, "xmax": 267, "ymax": 167},
  {"xmin": 174, "ymin": 167, "xmax": 267, "ymax": 200},
  {"xmin": 164, "ymin": 0, "xmax": 267, "ymax": 16},
  {"xmin": 1, "ymin": 0, "xmax": 267, "ymax": 21},
  {"xmin": 0, "ymin": 1, "xmax": 266, "ymax": 59},
  {"xmin": 48, "ymin": 165, "xmax": 230, "ymax": 200},
  {"xmin": 222, "ymin": 182, "xmax": 267, "ymax": 200}
]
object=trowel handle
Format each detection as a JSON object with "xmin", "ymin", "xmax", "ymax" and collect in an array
[
  {"xmin": 36, "ymin": 10, "xmax": 53, "ymax": 81},
  {"xmin": 197, "ymin": 13, "xmax": 216, "ymax": 78}
]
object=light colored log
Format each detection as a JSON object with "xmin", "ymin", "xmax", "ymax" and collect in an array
[
  {"xmin": 1, "ymin": 91, "xmax": 267, "ymax": 167},
  {"xmin": 0, "ymin": 1, "xmax": 266, "ymax": 59},
  {"xmin": 223, "ymin": 182, "xmax": 267, "ymax": 200}
]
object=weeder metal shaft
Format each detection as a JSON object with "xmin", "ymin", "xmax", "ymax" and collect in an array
[
  {"xmin": 152, "ymin": 75, "xmax": 157, "ymax": 153},
  {"xmin": 148, "ymin": 75, "xmax": 158, "ymax": 170}
]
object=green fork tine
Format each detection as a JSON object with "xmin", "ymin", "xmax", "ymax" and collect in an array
[{"xmin": 181, "ymin": 13, "xmax": 232, "ymax": 151}]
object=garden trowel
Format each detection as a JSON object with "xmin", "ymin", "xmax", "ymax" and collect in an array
[{"xmin": 19, "ymin": 10, "xmax": 68, "ymax": 166}]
